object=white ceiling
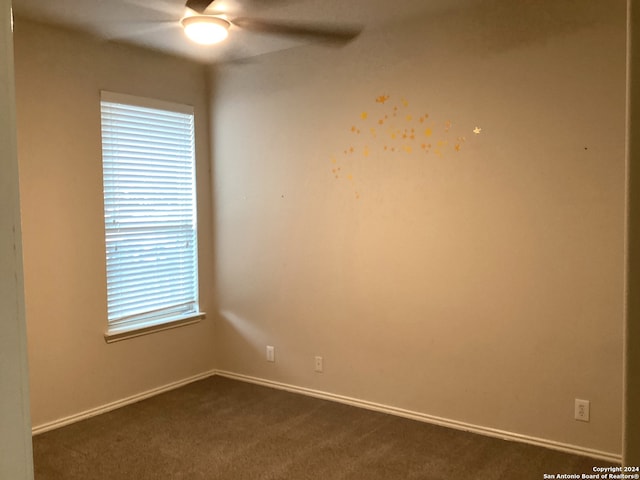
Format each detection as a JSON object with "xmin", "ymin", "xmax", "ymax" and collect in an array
[{"xmin": 11, "ymin": 0, "xmax": 463, "ymax": 64}]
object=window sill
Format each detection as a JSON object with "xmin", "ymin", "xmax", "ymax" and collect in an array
[{"xmin": 104, "ymin": 312, "xmax": 206, "ymax": 344}]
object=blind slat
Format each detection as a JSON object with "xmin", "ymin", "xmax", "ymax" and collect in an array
[{"xmin": 101, "ymin": 95, "xmax": 199, "ymax": 328}]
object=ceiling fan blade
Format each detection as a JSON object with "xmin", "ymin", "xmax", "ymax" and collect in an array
[
  {"xmin": 232, "ymin": 17, "xmax": 361, "ymax": 45},
  {"xmin": 185, "ymin": 0, "xmax": 216, "ymax": 14}
]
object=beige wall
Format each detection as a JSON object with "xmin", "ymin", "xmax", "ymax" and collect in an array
[
  {"xmin": 0, "ymin": 1, "xmax": 34, "ymax": 478},
  {"xmin": 13, "ymin": 20, "xmax": 216, "ymax": 428},
  {"xmin": 12, "ymin": 0, "xmax": 632, "ymax": 460},
  {"xmin": 211, "ymin": 0, "xmax": 626, "ymax": 455},
  {"xmin": 625, "ymin": 0, "xmax": 640, "ymax": 466}
]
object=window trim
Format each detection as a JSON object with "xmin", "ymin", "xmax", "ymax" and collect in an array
[
  {"xmin": 100, "ymin": 91, "xmax": 205, "ymax": 343},
  {"xmin": 100, "ymin": 91, "xmax": 194, "ymax": 116},
  {"xmin": 104, "ymin": 312, "xmax": 205, "ymax": 343}
]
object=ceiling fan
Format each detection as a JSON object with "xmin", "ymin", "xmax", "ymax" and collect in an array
[{"xmin": 181, "ymin": 0, "xmax": 361, "ymax": 46}]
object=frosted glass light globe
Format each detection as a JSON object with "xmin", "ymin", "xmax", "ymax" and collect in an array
[{"xmin": 181, "ymin": 16, "xmax": 230, "ymax": 45}]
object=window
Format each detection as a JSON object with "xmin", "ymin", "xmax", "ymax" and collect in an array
[{"xmin": 100, "ymin": 91, "xmax": 203, "ymax": 342}]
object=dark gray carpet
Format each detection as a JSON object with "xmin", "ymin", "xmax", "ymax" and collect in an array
[{"xmin": 33, "ymin": 376, "xmax": 618, "ymax": 479}]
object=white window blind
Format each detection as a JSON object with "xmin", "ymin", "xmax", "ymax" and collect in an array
[{"xmin": 100, "ymin": 91, "xmax": 200, "ymax": 336}]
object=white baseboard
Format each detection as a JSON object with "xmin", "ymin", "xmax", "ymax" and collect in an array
[
  {"xmin": 215, "ymin": 370, "xmax": 623, "ymax": 464},
  {"xmin": 31, "ymin": 368, "xmax": 622, "ymax": 464},
  {"xmin": 31, "ymin": 370, "xmax": 216, "ymax": 436}
]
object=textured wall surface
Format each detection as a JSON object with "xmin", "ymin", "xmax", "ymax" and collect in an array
[
  {"xmin": 211, "ymin": 0, "xmax": 627, "ymax": 455},
  {"xmin": 0, "ymin": 0, "xmax": 34, "ymax": 477},
  {"xmin": 13, "ymin": 20, "xmax": 216, "ymax": 428},
  {"xmin": 625, "ymin": 0, "xmax": 640, "ymax": 466},
  {"xmin": 11, "ymin": 0, "xmax": 631, "ymax": 459}
]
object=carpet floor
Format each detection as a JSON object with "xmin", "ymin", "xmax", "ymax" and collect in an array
[{"xmin": 33, "ymin": 376, "xmax": 618, "ymax": 479}]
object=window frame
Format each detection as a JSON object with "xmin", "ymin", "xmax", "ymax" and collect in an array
[{"xmin": 100, "ymin": 91, "xmax": 204, "ymax": 343}]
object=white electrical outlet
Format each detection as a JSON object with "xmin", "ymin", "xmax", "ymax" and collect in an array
[
  {"xmin": 266, "ymin": 345, "xmax": 275, "ymax": 362},
  {"xmin": 574, "ymin": 399, "xmax": 590, "ymax": 422},
  {"xmin": 314, "ymin": 356, "xmax": 323, "ymax": 373}
]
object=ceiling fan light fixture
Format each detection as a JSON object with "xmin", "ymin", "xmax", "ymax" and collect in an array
[{"xmin": 181, "ymin": 15, "xmax": 230, "ymax": 45}]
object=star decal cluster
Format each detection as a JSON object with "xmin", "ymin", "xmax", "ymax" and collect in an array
[{"xmin": 330, "ymin": 94, "xmax": 483, "ymax": 200}]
